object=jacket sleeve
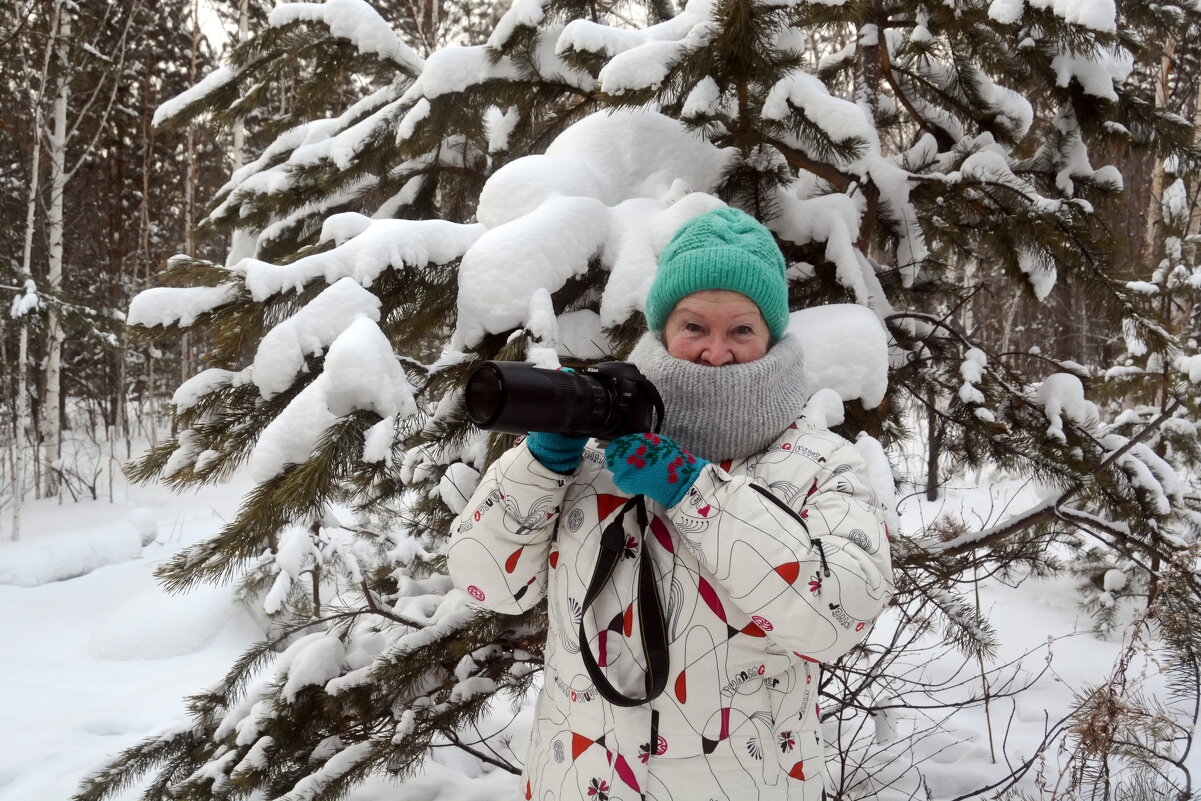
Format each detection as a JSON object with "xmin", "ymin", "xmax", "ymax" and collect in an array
[
  {"xmin": 447, "ymin": 442, "xmax": 573, "ymax": 615},
  {"xmin": 665, "ymin": 431, "xmax": 894, "ymax": 663}
]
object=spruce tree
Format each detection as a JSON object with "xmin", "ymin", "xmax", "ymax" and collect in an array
[{"xmin": 78, "ymin": 0, "xmax": 1201, "ymax": 799}]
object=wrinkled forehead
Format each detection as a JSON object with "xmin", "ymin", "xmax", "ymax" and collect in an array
[{"xmin": 668, "ymin": 289, "xmax": 765, "ymax": 320}]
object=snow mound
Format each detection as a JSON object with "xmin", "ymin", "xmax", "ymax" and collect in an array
[
  {"xmin": 88, "ymin": 583, "xmax": 252, "ymax": 661},
  {"xmin": 126, "ymin": 507, "xmax": 159, "ymax": 546},
  {"xmin": 0, "ymin": 517, "xmax": 147, "ymax": 587}
]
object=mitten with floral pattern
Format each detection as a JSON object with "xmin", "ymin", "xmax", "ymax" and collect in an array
[{"xmin": 605, "ymin": 432, "xmax": 709, "ymax": 508}]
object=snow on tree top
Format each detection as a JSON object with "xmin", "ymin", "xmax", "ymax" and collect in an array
[{"xmin": 269, "ymin": 0, "xmax": 424, "ymax": 75}]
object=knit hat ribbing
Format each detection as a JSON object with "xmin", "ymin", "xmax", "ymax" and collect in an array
[{"xmin": 646, "ymin": 207, "xmax": 789, "ymax": 341}]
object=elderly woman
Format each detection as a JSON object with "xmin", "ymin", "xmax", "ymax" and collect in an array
[{"xmin": 448, "ymin": 207, "xmax": 894, "ymax": 801}]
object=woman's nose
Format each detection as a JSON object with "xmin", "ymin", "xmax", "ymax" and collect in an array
[{"xmin": 700, "ymin": 335, "xmax": 734, "ymax": 366}]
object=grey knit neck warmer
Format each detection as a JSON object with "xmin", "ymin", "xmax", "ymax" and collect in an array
[{"xmin": 627, "ymin": 332, "xmax": 809, "ymax": 462}]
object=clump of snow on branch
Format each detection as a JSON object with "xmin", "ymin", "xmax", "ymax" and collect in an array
[
  {"xmin": 252, "ymin": 278, "xmax": 382, "ymax": 399},
  {"xmin": 788, "ymin": 304, "xmax": 888, "ymax": 409},
  {"xmin": 485, "ymin": 106, "xmax": 520, "ymax": 153},
  {"xmin": 801, "ymin": 388, "xmax": 846, "ymax": 429},
  {"xmin": 772, "ymin": 194, "xmax": 886, "ymax": 308},
  {"xmin": 152, "ymin": 67, "xmax": 237, "ymax": 128},
  {"xmin": 556, "ymin": 310, "xmax": 612, "ymax": 360},
  {"xmin": 164, "ymin": 429, "xmax": 206, "ymax": 478},
  {"xmin": 988, "ymin": 0, "xmax": 1118, "ymax": 32},
  {"xmin": 10, "ymin": 279, "xmax": 41, "ymax": 318},
  {"xmin": 1122, "ymin": 316, "xmax": 1148, "ymax": 357},
  {"xmin": 250, "ymin": 317, "xmax": 416, "ymax": 482},
  {"xmin": 596, "ymin": 22, "xmax": 718, "ymax": 95},
  {"xmin": 1050, "ymin": 44, "xmax": 1133, "ymax": 102},
  {"xmin": 208, "ymin": 84, "xmax": 405, "ymax": 228},
  {"xmin": 269, "ymin": 0, "xmax": 424, "ymax": 75},
  {"xmin": 127, "ymin": 284, "xmax": 239, "ymax": 329},
  {"xmin": 524, "ymin": 287, "xmax": 561, "ymax": 369},
  {"xmin": 762, "ymin": 70, "xmax": 877, "ymax": 156},
  {"xmin": 1176, "ymin": 354, "xmax": 1201, "ymax": 384},
  {"xmin": 1100, "ymin": 435, "xmax": 1185, "ymax": 516},
  {"xmin": 439, "ymin": 463, "xmax": 481, "ymax": 516},
  {"xmin": 557, "ymin": 0, "xmax": 718, "ymax": 94},
  {"xmin": 1018, "ymin": 248, "xmax": 1058, "ymax": 301},
  {"xmin": 1162, "ymin": 178, "xmax": 1189, "ymax": 227},
  {"xmin": 1033, "ymin": 373, "xmax": 1100, "ymax": 443},
  {"xmin": 239, "ymin": 213, "xmax": 485, "ymax": 301},
  {"xmin": 958, "ymin": 348, "xmax": 992, "ymax": 422},
  {"xmin": 759, "ymin": 68, "xmax": 923, "ymax": 302},
  {"xmin": 362, "ymin": 417, "xmax": 398, "ymax": 465},
  {"xmin": 172, "ymin": 368, "xmax": 246, "ymax": 412},
  {"xmin": 451, "ymin": 110, "xmax": 734, "ymax": 349},
  {"xmin": 264, "ymin": 522, "xmax": 370, "ymax": 614},
  {"xmin": 488, "ymin": 0, "xmax": 547, "ymax": 49}
]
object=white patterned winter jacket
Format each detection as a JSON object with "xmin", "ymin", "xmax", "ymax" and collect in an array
[{"xmin": 448, "ymin": 414, "xmax": 894, "ymax": 801}]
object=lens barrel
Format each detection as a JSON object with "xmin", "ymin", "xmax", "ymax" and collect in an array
[{"xmin": 464, "ymin": 362, "xmax": 611, "ymax": 436}]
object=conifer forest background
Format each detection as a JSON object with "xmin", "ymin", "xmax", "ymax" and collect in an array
[{"xmin": 5, "ymin": 0, "xmax": 1201, "ymax": 799}]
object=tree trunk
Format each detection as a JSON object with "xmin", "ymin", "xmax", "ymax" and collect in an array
[
  {"xmin": 41, "ymin": 7, "xmax": 72, "ymax": 498},
  {"xmin": 925, "ymin": 387, "xmax": 940, "ymax": 501},
  {"xmin": 11, "ymin": 0, "xmax": 63, "ymax": 539},
  {"xmin": 225, "ymin": 0, "xmax": 260, "ymax": 268},
  {"xmin": 179, "ymin": 0, "xmax": 203, "ymax": 399},
  {"xmin": 1138, "ymin": 46, "xmax": 1174, "ymax": 272}
]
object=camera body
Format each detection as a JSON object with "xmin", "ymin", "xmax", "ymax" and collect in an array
[{"xmin": 464, "ymin": 360, "xmax": 662, "ymax": 440}]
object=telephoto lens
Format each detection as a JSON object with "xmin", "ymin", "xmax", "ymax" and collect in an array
[{"xmin": 463, "ymin": 361, "xmax": 662, "ymax": 440}]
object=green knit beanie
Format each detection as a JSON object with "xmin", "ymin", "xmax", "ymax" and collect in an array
[{"xmin": 646, "ymin": 207, "xmax": 789, "ymax": 341}]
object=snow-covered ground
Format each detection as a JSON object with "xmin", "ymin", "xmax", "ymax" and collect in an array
[
  {"xmin": 0, "ymin": 471, "xmax": 261, "ymax": 801},
  {"xmin": 0, "ymin": 452, "xmax": 1194, "ymax": 800}
]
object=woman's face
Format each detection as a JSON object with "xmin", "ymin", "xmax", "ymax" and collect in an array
[{"xmin": 663, "ymin": 290, "xmax": 771, "ymax": 366}]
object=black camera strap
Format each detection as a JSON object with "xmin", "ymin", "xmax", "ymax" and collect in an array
[
  {"xmin": 645, "ymin": 383, "xmax": 666, "ymax": 436},
  {"xmin": 578, "ymin": 495, "xmax": 670, "ymax": 707}
]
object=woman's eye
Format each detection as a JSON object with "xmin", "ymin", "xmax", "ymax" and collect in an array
[
  {"xmin": 685, "ymin": 323, "xmax": 704, "ymax": 333},
  {"xmin": 734, "ymin": 325, "xmax": 754, "ymax": 336}
]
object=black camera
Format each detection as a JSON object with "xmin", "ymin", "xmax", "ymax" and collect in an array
[{"xmin": 463, "ymin": 361, "xmax": 664, "ymax": 440}]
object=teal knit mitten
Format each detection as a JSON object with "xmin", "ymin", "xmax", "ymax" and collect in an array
[
  {"xmin": 527, "ymin": 431, "xmax": 590, "ymax": 474},
  {"xmin": 605, "ymin": 433, "xmax": 709, "ymax": 508}
]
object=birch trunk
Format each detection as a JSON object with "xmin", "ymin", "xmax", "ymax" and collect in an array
[
  {"xmin": 226, "ymin": 0, "xmax": 259, "ymax": 268},
  {"xmin": 41, "ymin": 8, "xmax": 72, "ymax": 498},
  {"xmin": 179, "ymin": 0, "xmax": 202, "ymax": 400},
  {"xmin": 11, "ymin": 0, "xmax": 64, "ymax": 539}
]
